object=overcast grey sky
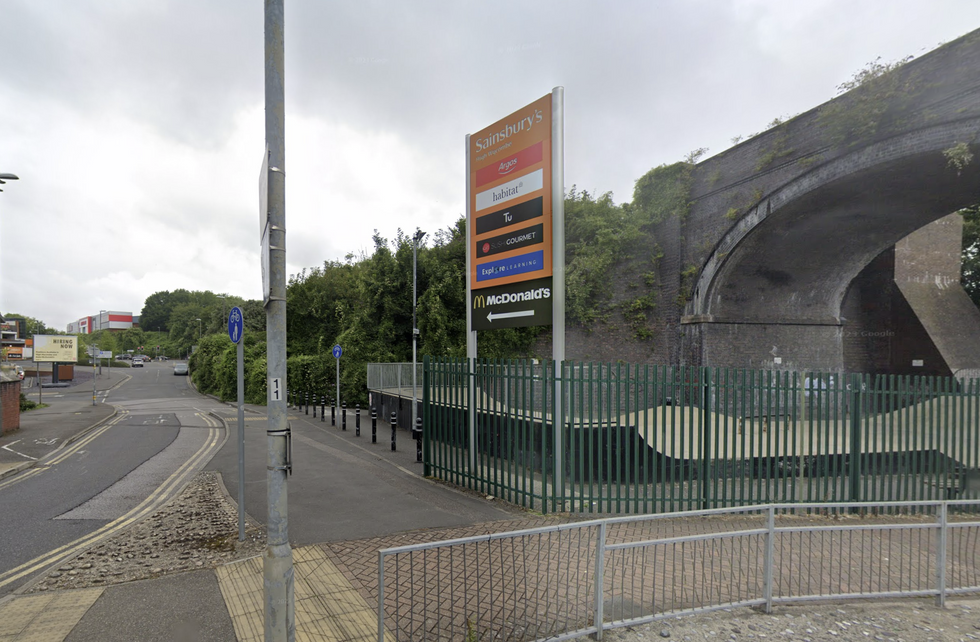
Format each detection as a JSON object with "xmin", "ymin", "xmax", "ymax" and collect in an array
[{"xmin": 2, "ymin": 1, "xmax": 979, "ymax": 331}]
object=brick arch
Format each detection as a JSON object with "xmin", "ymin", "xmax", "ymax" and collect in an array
[{"xmin": 691, "ymin": 119, "xmax": 980, "ymax": 325}]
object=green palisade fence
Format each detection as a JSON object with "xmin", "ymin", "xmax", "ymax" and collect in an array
[{"xmin": 421, "ymin": 358, "xmax": 980, "ymax": 515}]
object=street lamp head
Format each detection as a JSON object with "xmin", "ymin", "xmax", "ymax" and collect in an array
[
  {"xmin": 0, "ymin": 173, "xmax": 19, "ymax": 191},
  {"xmin": 414, "ymin": 229, "xmax": 426, "ymax": 244}
]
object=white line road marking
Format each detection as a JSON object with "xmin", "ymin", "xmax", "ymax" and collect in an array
[{"xmin": 1, "ymin": 441, "xmax": 38, "ymax": 460}]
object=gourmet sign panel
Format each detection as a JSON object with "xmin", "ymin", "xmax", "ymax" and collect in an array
[{"xmin": 468, "ymin": 93, "xmax": 553, "ymax": 329}]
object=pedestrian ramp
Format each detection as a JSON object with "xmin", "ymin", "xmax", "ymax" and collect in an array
[
  {"xmin": 216, "ymin": 545, "xmax": 391, "ymax": 642},
  {"xmin": 0, "ymin": 587, "xmax": 103, "ymax": 641}
]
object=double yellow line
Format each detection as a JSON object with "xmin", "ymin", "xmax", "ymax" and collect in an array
[{"xmin": 0, "ymin": 418, "xmax": 224, "ymax": 591}]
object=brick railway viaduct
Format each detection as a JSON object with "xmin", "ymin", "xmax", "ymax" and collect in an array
[{"xmin": 562, "ymin": 29, "xmax": 980, "ymax": 379}]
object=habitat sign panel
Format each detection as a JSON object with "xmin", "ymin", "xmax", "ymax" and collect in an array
[
  {"xmin": 468, "ymin": 93, "xmax": 553, "ymax": 330},
  {"xmin": 34, "ymin": 335, "xmax": 78, "ymax": 362},
  {"xmin": 471, "ymin": 277, "xmax": 552, "ymax": 331}
]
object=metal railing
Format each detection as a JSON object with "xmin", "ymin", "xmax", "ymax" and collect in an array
[
  {"xmin": 377, "ymin": 499, "xmax": 980, "ymax": 641},
  {"xmin": 421, "ymin": 359, "xmax": 980, "ymax": 514},
  {"xmin": 367, "ymin": 362, "xmax": 423, "ymax": 396}
]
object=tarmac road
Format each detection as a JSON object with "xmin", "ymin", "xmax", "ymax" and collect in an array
[{"xmin": 0, "ymin": 361, "xmax": 228, "ymax": 597}]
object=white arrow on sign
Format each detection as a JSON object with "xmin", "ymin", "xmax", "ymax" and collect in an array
[{"xmin": 487, "ymin": 310, "xmax": 535, "ymax": 323}]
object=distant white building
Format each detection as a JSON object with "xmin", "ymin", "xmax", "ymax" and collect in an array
[{"xmin": 67, "ymin": 311, "xmax": 139, "ymax": 334}]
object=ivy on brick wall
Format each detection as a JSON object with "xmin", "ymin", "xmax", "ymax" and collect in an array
[
  {"xmin": 632, "ymin": 161, "xmax": 695, "ymax": 224},
  {"xmin": 564, "ymin": 188, "xmax": 645, "ymax": 328},
  {"xmin": 817, "ymin": 56, "xmax": 919, "ymax": 147}
]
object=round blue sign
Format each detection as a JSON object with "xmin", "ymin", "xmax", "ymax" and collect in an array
[
  {"xmin": 228, "ymin": 307, "xmax": 244, "ymax": 344},
  {"xmin": 332, "ymin": 344, "xmax": 342, "ymax": 359}
]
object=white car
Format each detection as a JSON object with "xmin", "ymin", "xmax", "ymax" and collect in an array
[{"xmin": 132, "ymin": 358, "xmax": 144, "ymax": 368}]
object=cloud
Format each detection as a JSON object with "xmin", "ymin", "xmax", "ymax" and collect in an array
[{"xmin": 3, "ymin": 0, "xmax": 980, "ymax": 331}]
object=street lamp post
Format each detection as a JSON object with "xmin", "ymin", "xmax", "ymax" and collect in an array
[
  {"xmin": 92, "ymin": 341, "xmax": 98, "ymax": 405},
  {"xmin": 412, "ymin": 229, "xmax": 426, "ymax": 434},
  {"xmin": 0, "ymin": 173, "xmax": 20, "ymax": 439},
  {"xmin": 195, "ymin": 318, "xmax": 202, "ymax": 355},
  {"xmin": 99, "ymin": 310, "xmax": 109, "ymax": 379}
]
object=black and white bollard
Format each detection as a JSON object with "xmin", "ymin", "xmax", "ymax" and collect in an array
[
  {"xmin": 390, "ymin": 411, "xmax": 397, "ymax": 451},
  {"xmin": 320, "ymin": 395, "xmax": 325, "ymax": 422},
  {"xmin": 331, "ymin": 399, "xmax": 335, "ymax": 426},
  {"xmin": 371, "ymin": 408, "xmax": 377, "ymax": 443},
  {"xmin": 413, "ymin": 416, "xmax": 423, "ymax": 463},
  {"xmin": 342, "ymin": 402, "xmax": 347, "ymax": 431},
  {"xmin": 355, "ymin": 404, "xmax": 360, "ymax": 437},
  {"xmin": 305, "ymin": 391, "xmax": 309, "ymax": 415}
]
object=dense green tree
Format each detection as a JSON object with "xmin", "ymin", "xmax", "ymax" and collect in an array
[
  {"xmin": 416, "ymin": 219, "xmax": 467, "ymax": 358},
  {"xmin": 286, "ymin": 260, "xmax": 358, "ymax": 356},
  {"xmin": 140, "ymin": 290, "xmax": 180, "ymax": 331},
  {"xmin": 564, "ymin": 188, "xmax": 644, "ymax": 327},
  {"xmin": 2, "ymin": 314, "xmax": 58, "ymax": 336},
  {"xmin": 117, "ymin": 327, "xmax": 147, "ymax": 353}
]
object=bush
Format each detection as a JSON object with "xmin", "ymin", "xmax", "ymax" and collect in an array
[
  {"xmin": 20, "ymin": 393, "xmax": 40, "ymax": 411},
  {"xmin": 191, "ymin": 331, "xmax": 268, "ymax": 404}
]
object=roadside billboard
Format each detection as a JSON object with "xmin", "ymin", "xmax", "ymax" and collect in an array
[
  {"xmin": 34, "ymin": 335, "xmax": 78, "ymax": 362},
  {"xmin": 468, "ymin": 93, "xmax": 555, "ymax": 330}
]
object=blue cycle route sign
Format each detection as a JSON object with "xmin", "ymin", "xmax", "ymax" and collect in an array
[
  {"xmin": 228, "ymin": 307, "xmax": 244, "ymax": 344},
  {"xmin": 332, "ymin": 344, "xmax": 342, "ymax": 359}
]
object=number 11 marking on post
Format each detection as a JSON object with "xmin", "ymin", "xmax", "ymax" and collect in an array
[{"xmin": 270, "ymin": 377, "xmax": 282, "ymax": 402}]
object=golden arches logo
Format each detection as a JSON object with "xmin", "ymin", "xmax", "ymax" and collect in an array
[{"xmin": 473, "ymin": 295, "xmax": 487, "ymax": 309}]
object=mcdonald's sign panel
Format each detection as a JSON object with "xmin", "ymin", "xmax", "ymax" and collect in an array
[{"xmin": 470, "ymin": 277, "xmax": 553, "ymax": 331}]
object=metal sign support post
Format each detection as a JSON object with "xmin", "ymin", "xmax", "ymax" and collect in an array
[
  {"xmin": 237, "ymin": 335, "xmax": 245, "ymax": 540},
  {"xmin": 263, "ymin": 1, "xmax": 294, "ymax": 639},
  {"xmin": 333, "ymin": 344, "xmax": 342, "ymax": 411},
  {"xmin": 92, "ymin": 345, "xmax": 97, "ymax": 406},
  {"xmin": 551, "ymin": 87, "xmax": 565, "ymax": 507},
  {"xmin": 465, "ymin": 134, "xmax": 477, "ymax": 473},
  {"xmin": 229, "ymin": 307, "xmax": 246, "ymax": 542}
]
